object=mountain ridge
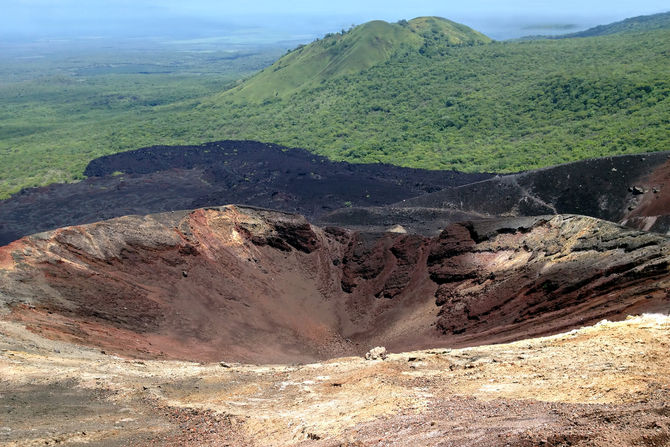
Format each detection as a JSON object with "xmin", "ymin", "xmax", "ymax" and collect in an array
[
  {"xmin": 198, "ymin": 24, "xmax": 669, "ymax": 173},
  {"xmin": 516, "ymin": 11, "xmax": 670, "ymax": 41},
  {"xmin": 556, "ymin": 11, "xmax": 670, "ymax": 39}
]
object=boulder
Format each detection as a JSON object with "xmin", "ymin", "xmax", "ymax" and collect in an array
[{"xmin": 365, "ymin": 346, "xmax": 388, "ymax": 360}]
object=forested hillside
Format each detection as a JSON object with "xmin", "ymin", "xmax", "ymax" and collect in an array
[
  {"xmin": 1, "ymin": 15, "xmax": 668, "ymax": 198},
  {"xmin": 221, "ymin": 17, "xmax": 491, "ymax": 101},
  {"xmin": 195, "ymin": 24, "xmax": 670, "ymax": 172},
  {"xmin": 555, "ymin": 11, "xmax": 670, "ymax": 38}
]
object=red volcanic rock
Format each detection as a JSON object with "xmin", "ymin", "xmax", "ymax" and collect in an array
[
  {"xmin": 429, "ymin": 216, "xmax": 669, "ymax": 344},
  {"xmin": 427, "ymin": 223, "xmax": 479, "ymax": 284},
  {"xmin": 623, "ymin": 158, "xmax": 670, "ymax": 232},
  {"xmin": 0, "ymin": 206, "xmax": 668, "ymax": 363}
]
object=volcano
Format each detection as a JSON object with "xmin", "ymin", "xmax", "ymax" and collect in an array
[{"xmin": 2, "ymin": 205, "xmax": 668, "ymax": 364}]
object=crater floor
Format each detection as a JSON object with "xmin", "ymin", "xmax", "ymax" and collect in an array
[{"xmin": 1, "ymin": 315, "xmax": 669, "ymax": 446}]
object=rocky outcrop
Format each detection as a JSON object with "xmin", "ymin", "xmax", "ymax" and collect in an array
[
  {"xmin": 428, "ymin": 216, "xmax": 669, "ymax": 344},
  {"xmin": 0, "ymin": 206, "xmax": 668, "ymax": 363},
  {"xmin": 364, "ymin": 346, "xmax": 387, "ymax": 360}
]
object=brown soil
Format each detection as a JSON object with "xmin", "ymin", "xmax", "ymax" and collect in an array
[
  {"xmin": 1, "ymin": 205, "xmax": 669, "ymax": 445},
  {"xmin": 624, "ymin": 158, "xmax": 670, "ymax": 232}
]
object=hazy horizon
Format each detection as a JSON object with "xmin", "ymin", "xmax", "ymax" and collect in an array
[{"xmin": 2, "ymin": 1, "xmax": 669, "ymax": 43}]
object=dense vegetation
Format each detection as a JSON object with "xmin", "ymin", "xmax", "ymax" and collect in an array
[
  {"xmin": 1, "ymin": 15, "xmax": 668, "ymax": 198},
  {"xmin": 192, "ymin": 25, "xmax": 670, "ymax": 172},
  {"xmin": 0, "ymin": 44, "xmax": 283, "ymax": 197},
  {"xmin": 555, "ymin": 11, "xmax": 670, "ymax": 38},
  {"xmin": 223, "ymin": 17, "xmax": 490, "ymax": 102}
]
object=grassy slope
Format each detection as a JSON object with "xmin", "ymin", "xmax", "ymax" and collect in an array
[
  {"xmin": 219, "ymin": 17, "xmax": 490, "ymax": 102},
  {"xmin": 223, "ymin": 21, "xmax": 421, "ymax": 102}
]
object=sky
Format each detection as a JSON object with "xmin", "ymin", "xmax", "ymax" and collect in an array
[{"xmin": 2, "ymin": 0, "xmax": 669, "ymax": 41}]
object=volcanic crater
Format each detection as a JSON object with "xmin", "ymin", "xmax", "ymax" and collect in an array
[
  {"xmin": 2, "ymin": 146, "xmax": 670, "ymax": 446},
  {"xmin": 2, "ymin": 204, "xmax": 668, "ymax": 364}
]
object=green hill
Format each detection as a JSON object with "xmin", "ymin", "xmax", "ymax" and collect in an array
[
  {"xmin": 194, "ymin": 22, "xmax": 669, "ymax": 172},
  {"xmin": 557, "ymin": 11, "xmax": 670, "ymax": 38},
  {"xmin": 220, "ymin": 17, "xmax": 491, "ymax": 102},
  {"xmin": 1, "ymin": 15, "xmax": 669, "ymax": 198}
]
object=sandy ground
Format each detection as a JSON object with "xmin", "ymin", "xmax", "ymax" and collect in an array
[{"xmin": 1, "ymin": 313, "xmax": 669, "ymax": 446}]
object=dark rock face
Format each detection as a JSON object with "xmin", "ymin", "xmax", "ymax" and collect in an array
[
  {"xmin": 0, "ymin": 141, "xmax": 493, "ymax": 246},
  {"xmin": 317, "ymin": 206, "xmax": 485, "ymax": 236},
  {"xmin": 236, "ymin": 207, "xmax": 321, "ymax": 253},
  {"xmin": 395, "ymin": 151, "xmax": 670, "ymax": 234},
  {"xmin": 1, "ymin": 206, "xmax": 667, "ymax": 363},
  {"xmin": 339, "ymin": 232, "xmax": 430, "ymax": 301}
]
